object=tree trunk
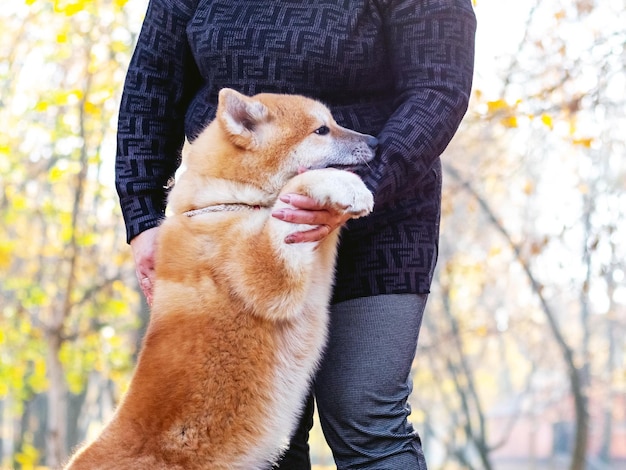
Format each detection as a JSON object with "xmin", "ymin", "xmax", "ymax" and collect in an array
[
  {"xmin": 45, "ymin": 328, "xmax": 68, "ymax": 467},
  {"xmin": 445, "ymin": 163, "xmax": 589, "ymax": 470},
  {"xmin": 441, "ymin": 284, "xmax": 494, "ymax": 470},
  {"xmin": 45, "ymin": 73, "xmax": 91, "ymax": 466},
  {"xmin": 598, "ymin": 234, "xmax": 618, "ymax": 465}
]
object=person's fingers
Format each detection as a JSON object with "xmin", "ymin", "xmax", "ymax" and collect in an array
[
  {"xmin": 280, "ymin": 194, "xmax": 349, "ymax": 211},
  {"xmin": 130, "ymin": 227, "xmax": 159, "ymax": 306},
  {"xmin": 273, "ymin": 208, "xmax": 347, "ymax": 243},
  {"xmin": 272, "ymin": 194, "xmax": 353, "ymax": 244},
  {"xmin": 272, "ymin": 208, "xmax": 339, "ymax": 226},
  {"xmin": 138, "ymin": 273, "xmax": 153, "ymax": 306},
  {"xmin": 279, "ymin": 194, "xmax": 320, "ymax": 210},
  {"xmin": 285, "ymin": 225, "xmax": 332, "ymax": 244},
  {"xmin": 135, "ymin": 262, "xmax": 153, "ymax": 299}
]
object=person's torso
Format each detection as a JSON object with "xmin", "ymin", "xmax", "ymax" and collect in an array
[
  {"xmin": 179, "ymin": 0, "xmax": 442, "ymax": 299},
  {"xmin": 184, "ymin": 0, "xmax": 396, "ymax": 138}
]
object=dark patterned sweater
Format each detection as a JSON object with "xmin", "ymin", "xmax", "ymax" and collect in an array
[{"xmin": 115, "ymin": 0, "xmax": 476, "ymax": 302}]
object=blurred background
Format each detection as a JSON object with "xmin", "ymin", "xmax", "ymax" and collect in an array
[{"xmin": 1, "ymin": 0, "xmax": 625, "ymax": 469}]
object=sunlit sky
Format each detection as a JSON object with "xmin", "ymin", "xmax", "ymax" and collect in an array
[
  {"xmin": 473, "ymin": 0, "xmax": 532, "ymax": 96},
  {"xmin": 468, "ymin": 0, "xmax": 626, "ymax": 314}
]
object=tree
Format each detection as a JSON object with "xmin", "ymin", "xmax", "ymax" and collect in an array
[
  {"xmin": 0, "ymin": 0, "xmax": 145, "ymax": 467},
  {"xmin": 2, "ymin": 1, "xmax": 625, "ymax": 468},
  {"xmin": 413, "ymin": 0, "xmax": 626, "ymax": 468}
]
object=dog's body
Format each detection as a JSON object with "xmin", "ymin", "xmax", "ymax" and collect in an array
[{"xmin": 64, "ymin": 89, "xmax": 375, "ymax": 469}]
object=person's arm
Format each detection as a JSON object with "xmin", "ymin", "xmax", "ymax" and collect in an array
[
  {"xmin": 116, "ymin": 0, "xmax": 200, "ymax": 244},
  {"xmin": 363, "ymin": 0, "xmax": 476, "ymax": 204},
  {"xmin": 274, "ymin": 0, "xmax": 476, "ymax": 242},
  {"xmin": 116, "ymin": 0, "xmax": 200, "ymax": 301}
]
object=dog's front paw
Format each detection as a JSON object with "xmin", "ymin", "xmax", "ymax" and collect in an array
[
  {"xmin": 333, "ymin": 172, "xmax": 374, "ymax": 218},
  {"xmin": 296, "ymin": 169, "xmax": 374, "ymax": 219}
]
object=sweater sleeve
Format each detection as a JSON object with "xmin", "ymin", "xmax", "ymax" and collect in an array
[
  {"xmin": 363, "ymin": 0, "xmax": 476, "ymax": 206},
  {"xmin": 115, "ymin": 0, "xmax": 200, "ymax": 243}
]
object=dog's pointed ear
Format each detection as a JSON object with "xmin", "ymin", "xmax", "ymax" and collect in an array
[{"xmin": 217, "ymin": 88, "xmax": 268, "ymax": 149}]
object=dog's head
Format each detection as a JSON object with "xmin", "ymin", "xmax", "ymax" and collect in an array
[{"xmin": 182, "ymin": 88, "xmax": 377, "ymax": 194}]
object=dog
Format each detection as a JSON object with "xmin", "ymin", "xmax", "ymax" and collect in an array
[{"xmin": 64, "ymin": 88, "xmax": 376, "ymax": 469}]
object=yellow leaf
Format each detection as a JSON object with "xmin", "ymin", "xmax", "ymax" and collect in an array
[
  {"xmin": 540, "ymin": 113, "xmax": 553, "ymax": 129},
  {"xmin": 573, "ymin": 137, "xmax": 593, "ymax": 148},
  {"xmin": 0, "ymin": 241, "xmax": 13, "ymax": 269},
  {"xmin": 56, "ymin": 32, "xmax": 68, "ymax": 43},
  {"xmin": 34, "ymin": 101, "xmax": 49, "ymax": 112},
  {"xmin": 569, "ymin": 117, "xmax": 578, "ymax": 136},
  {"xmin": 69, "ymin": 89, "xmax": 85, "ymax": 101},
  {"xmin": 28, "ymin": 359, "xmax": 48, "ymax": 393},
  {"xmin": 77, "ymin": 232, "xmax": 97, "ymax": 246},
  {"xmin": 108, "ymin": 334, "xmax": 123, "ymax": 349},
  {"xmin": 475, "ymin": 325, "xmax": 489, "ymax": 336},
  {"xmin": 111, "ymin": 40, "xmax": 129, "ymax": 54},
  {"xmin": 65, "ymin": 3, "xmax": 83, "ymax": 15},
  {"xmin": 84, "ymin": 101, "xmax": 100, "ymax": 116},
  {"xmin": 500, "ymin": 115, "xmax": 518, "ymax": 128},
  {"xmin": 0, "ymin": 381, "xmax": 8, "ymax": 397},
  {"xmin": 523, "ymin": 180, "xmax": 535, "ymax": 195},
  {"xmin": 488, "ymin": 246, "xmax": 502, "ymax": 257},
  {"xmin": 55, "ymin": 0, "xmax": 86, "ymax": 16},
  {"xmin": 67, "ymin": 370, "xmax": 85, "ymax": 394},
  {"xmin": 112, "ymin": 280, "xmax": 126, "ymax": 293},
  {"xmin": 9, "ymin": 364, "xmax": 27, "ymax": 390},
  {"xmin": 487, "ymin": 99, "xmax": 508, "ymax": 113},
  {"xmin": 49, "ymin": 166, "xmax": 64, "ymax": 183},
  {"xmin": 12, "ymin": 193, "xmax": 28, "ymax": 211},
  {"xmin": 15, "ymin": 443, "xmax": 40, "ymax": 468}
]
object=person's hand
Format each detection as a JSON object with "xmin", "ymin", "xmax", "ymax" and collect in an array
[
  {"xmin": 130, "ymin": 226, "xmax": 160, "ymax": 306},
  {"xmin": 271, "ymin": 194, "xmax": 353, "ymax": 244}
]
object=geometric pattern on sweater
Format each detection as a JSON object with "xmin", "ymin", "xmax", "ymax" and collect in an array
[{"xmin": 116, "ymin": 0, "xmax": 477, "ymax": 299}]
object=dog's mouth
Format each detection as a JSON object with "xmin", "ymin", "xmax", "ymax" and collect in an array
[
  {"xmin": 302, "ymin": 163, "xmax": 360, "ymax": 173},
  {"xmin": 327, "ymin": 163, "xmax": 361, "ymax": 172}
]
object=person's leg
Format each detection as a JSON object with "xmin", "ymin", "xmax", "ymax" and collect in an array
[
  {"xmin": 271, "ymin": 393, "xmax": 314, "ymax": 470},
  {"xmin": 315, "ymin": 294, "xmax": 428, "ymax": 469}
]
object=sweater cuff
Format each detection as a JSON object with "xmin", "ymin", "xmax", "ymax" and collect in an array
[{"xmin": 119, "ymin": 194, "xmax": 166, "ymax": 244}]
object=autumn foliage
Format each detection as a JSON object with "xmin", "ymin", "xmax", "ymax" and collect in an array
[{"xmin": 1, "ymin": 0, "xmax": 625, "ymax": 469}]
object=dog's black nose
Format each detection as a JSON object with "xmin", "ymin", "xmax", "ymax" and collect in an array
[{"xmin": 367, "ymin": 136, "xmax": 378, "ymax": 149}]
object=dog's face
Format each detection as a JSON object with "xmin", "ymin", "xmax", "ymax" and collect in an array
[{"xmin": 183, "ymin": 88, "xmax": 377, "ymax": 193}]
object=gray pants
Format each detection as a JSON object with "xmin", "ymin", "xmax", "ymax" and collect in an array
[{"xmin": 275, "ymin": 294, "xmax": 428, "ymax": 469}]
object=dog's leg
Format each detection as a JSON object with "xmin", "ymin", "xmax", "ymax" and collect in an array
[
  {"xmin": 280, "ymin": 168, "xmax": 374, "ymax": 219},
  {"xmin": 224, "ymin": 168, "xmax": 373, "ymax": 322}
]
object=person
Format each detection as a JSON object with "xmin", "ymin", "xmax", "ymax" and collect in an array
[{"xmin": 115, "ymin": 0, "xmax": 476, "ymax": 468}]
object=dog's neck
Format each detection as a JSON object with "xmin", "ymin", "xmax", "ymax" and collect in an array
[{"xmin": 183, "ymin": 203, "xmax": 262, "ymax": 218}]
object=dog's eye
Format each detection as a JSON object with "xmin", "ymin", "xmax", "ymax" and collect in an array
[{"xmin": 314, "ymin": 126, "xmax": 330, "ymax": 136}]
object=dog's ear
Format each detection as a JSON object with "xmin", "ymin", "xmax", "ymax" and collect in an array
[{"xmin": 217, "ymin": 88, "xmax": 268, "ymax": 149}]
